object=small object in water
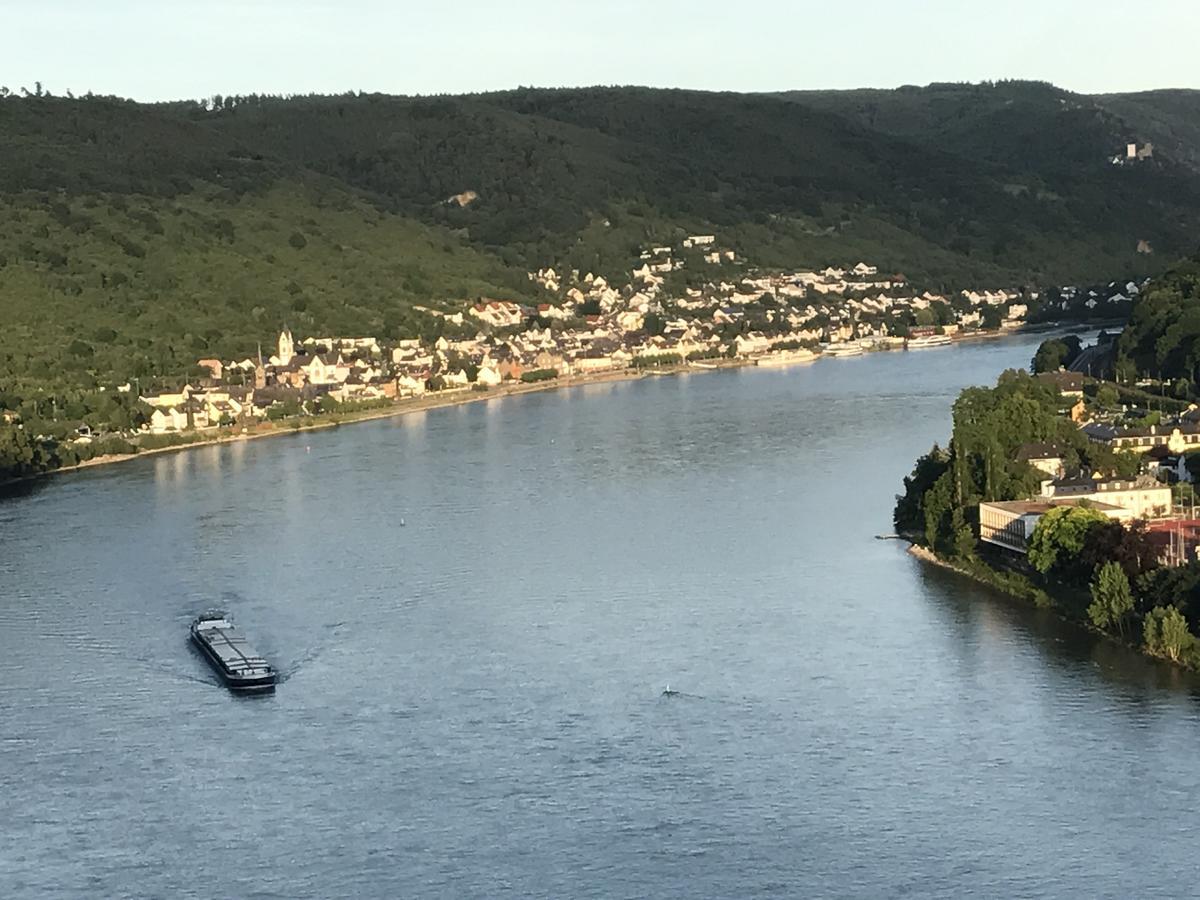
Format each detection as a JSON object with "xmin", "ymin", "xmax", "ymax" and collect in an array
[
  {"xmin": 400, "ymin": 518, "xmax": 406, "ymax": 527},
  {"xmin": 662, "ymin": 684, "xmax": 680, "ymax": 697}
]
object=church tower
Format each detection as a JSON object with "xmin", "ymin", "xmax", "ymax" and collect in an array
[{"xmin": 278, "ymin": 328, "xmax": 295, "ymax": 366}]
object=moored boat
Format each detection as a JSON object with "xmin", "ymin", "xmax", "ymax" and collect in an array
[
  {"xmin": 757, "ymin": 349, "xmax": 818, "ymax": 367},
  {"xmin": 822, "ymin": 343, "xmax": 864, "ymax": 358},
  {"xmin": 906, "ymin": 333, "xmax": 953, "ymax": 349},
  {"xmin": 190, "ymin": 613, "xmax": 277, "ymax": 692}
]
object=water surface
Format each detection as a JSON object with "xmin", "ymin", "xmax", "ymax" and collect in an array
[{"xmin": 3, "ymin": 334, "xmax": 1197, "ymax": 898}]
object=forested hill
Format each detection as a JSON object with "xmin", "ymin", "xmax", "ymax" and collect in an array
[
  {"xmin": 779, "ymin": 82, "xmax": 1200, "ymax": 176},
  {"xmin": 2, "ymin": 81, "xmax": 1200, "ymax": 392}
]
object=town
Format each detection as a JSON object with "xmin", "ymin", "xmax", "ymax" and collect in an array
[{"xmin": 124, "ymin": 234, "xmax": 1141, "ymax": 439}]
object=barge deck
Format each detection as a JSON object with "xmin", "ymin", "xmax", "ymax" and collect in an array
[{"xmin": 190, "ymin": 613, "xmax": 277, "ymax": 692}]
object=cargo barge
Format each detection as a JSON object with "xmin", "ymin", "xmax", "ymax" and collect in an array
[{"xmin": 190, "ymin": 613, "xmax": 277, "ymax": 692}]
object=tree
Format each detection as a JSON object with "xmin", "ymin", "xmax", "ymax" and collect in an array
[
  {"xmin": 1137, "ymin": 562, "xmax": 1200, "ymax": 631},
  {"xmin": 1143, "ymin": 606, "xmax": 1195, "ymax": 663},
  {"xmin": 893, "ymin": 445, "xmax": 950, "ymax": 536},
  {"xmin": 1027, "ymin": 506, "xmax": 1109, "ymax": 582},
  {"xmin": 1079, "ymin": 519, "xmax": 1157, "ymax": 582},
  {"xmin": 1032, "ymin": 336, "xmax": 1084, "ymax": 374},
  {"xmin": 1112, "ymin": 450, "xmax": 1142, "ymax": 479},
  {"xmin": 921, "ymin": 469, "xmax": 956, "ymax": 553},
  {"xmin": 1087, "ymin": 561, "xmax": 1133, "ymax": 636},
  {"xmin": 1094, "ymin": 383, "xmax": 1120, "ymax": 409}
]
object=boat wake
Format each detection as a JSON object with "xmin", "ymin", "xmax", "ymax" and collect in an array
[
  {"xmin": 276, "ymin": 621, "xmax": 348, "ymax": 683},
  {"xmin": 661, "ymin": 685, "xmax": 706, "ymax": 700}
]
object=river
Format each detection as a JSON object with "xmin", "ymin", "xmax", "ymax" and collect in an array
[{"xmin": 3, "ymin": 332, "xmax": 1199, "ymax": 899}]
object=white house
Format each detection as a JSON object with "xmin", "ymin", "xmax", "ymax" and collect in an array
[
  {"xmin": 469, "ymin": 301, "xmax": 524, "ymax": 328},
  {"xmin": 147, "ymin": 407, "xmax": 189, "ymax": 435},
  {"xmin": 477, "ymin": 363, "xmax": 503, "ymax": 387}
]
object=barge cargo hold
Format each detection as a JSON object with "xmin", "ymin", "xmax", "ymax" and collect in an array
[{"xmin": 190, "ymin": 613, "xmax": 277, "ymax": 692}]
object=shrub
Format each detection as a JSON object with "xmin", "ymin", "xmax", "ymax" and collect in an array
[{"xmin": 1144, "ymin": 606, "xmax": 1195, "ymax": 663}]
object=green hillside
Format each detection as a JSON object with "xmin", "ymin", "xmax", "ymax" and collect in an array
[
  {"xmin": 2, "ymin": 82, "xmax": 1200, "ymax": 399},
  {"xmin": 1116, "ymin": 255, "xmax": 1200, "ymax": 384}
]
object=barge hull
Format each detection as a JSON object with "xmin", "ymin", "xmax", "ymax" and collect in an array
[{"xmin": 190, "ymin": 615, "xmax": 277, "ymax": 692}]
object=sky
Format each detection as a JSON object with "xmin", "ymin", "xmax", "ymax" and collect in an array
[{"xmin": 2, "ymin": 0, "xmax": 1197, "ymax": 101}]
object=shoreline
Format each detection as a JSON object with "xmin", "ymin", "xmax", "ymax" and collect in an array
[
  {"xmin": 0, "ymin": 321, "xmax": 1106, "ymax": 491},
  {"xmin": 904, "ymin": 542, "xmax": 1195, "ymax": 673},
  {"xmin": 1, "ymin": 362, "xmax": 716, "ymax": 489}
]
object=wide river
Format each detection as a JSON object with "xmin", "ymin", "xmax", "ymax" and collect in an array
[{"xmin": 4, "ymin": 332, "xmax": 1200, "ymax": 898}]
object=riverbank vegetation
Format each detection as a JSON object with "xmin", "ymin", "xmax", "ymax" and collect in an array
[
  {"xmin": 897, "ymin": 257, "xmax": 1200, "ymax": 667},
  {"xmin": 896, "ymin": 375, "xmax": 1200, "ymax": 666}
]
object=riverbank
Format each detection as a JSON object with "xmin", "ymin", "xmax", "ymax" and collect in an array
[
  {"xmin": 1, "ymin": 320, "xmax": 1109, "ymax": 491},
  {"xmin": 905, "ymin": 542, "xmax": 1197, "ymax": 671},
  {"xmin": 0, "ymin": 361, "xmax": 720, "ymax": 489}
]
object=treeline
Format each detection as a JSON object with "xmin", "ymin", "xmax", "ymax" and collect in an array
[
  {"xmin": 0, "ymin": 424, "xmax": 137, "ymax": 483},
  {"xmin": 1022, "ymin": 505, "xmax": 1200, "ymax": 663},
  {"xmin": 1116, "ymin": 258, "xmax": 1200, "ymax": 385}
]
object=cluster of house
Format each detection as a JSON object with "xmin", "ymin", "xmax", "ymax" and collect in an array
[
  {"xmin": 1044, "ymin": 282, "xmax": 1144, "ymax": 314},
  {"xmin": 140, "ymin": 332, "xmax": 398, "ymax": 434},
  {"xmin": 135, "ymin": 232, "xmax": 1143, "ymax": 437},
  {"xmin": 979, "ymin": 377, "xmax": 1200, "ymax": 565}
]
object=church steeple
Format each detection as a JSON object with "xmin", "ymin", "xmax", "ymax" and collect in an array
[{"xmin": 278, "ymin": 327, "xmax": 295, "ymax": 366}]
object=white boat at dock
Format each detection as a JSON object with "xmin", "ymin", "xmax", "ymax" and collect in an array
[
  {"xmin": 822, "ymin": 343, "xmax": 864, "ymax": 358},
  {"xmin": 906, "ymin": 334, "xmax": 953, "ymax": 349},
  {"xmin": 756, "ymin": 349, "xmax": 818, "ymax": 367}
]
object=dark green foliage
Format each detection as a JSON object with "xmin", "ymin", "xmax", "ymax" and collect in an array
[
  {"xmin": 894, "ymin": 445, "xmax": 950, "ymax": 536},
  {"xmin": 1031, "ymin": 336, "xmax": 1083, "ymax": 373},
  {"xmin": 894, "ymin": 371, "xmax": 1083, "ymax": 559},
  {"xmin": 520, "ymin": 368, "xmax": 557, "ymax": 383},
  {"xmin": 948, "ymin": 370, "xmax": 1072, "ymax": 506},
  {"xmin": 1143, "ymin": 606, "xmax": 1196, "ymax": 663},
  {"xmin": 1078, "ymin": 519, "xmax": 1158, "ymax": 583},
  {"xmin": 0, "ymin": 426, "xmax": 54, "ymax": 480},
  {"xmin": 1088, "ymin": 560, "xmax": 1134, "ymax": 636},
  {"xmin": 1136, "ymin": 563, "xmax": 1200, "ymax": 631},
  {"xmin": 632, "ymin": 354, "xmax": 682, "ymax": 368},
  {"xmin": 1116, "ymin": 259, "xmax": 1200, "ymax": 382},
  {"xmin": 1027, "ymin": 506, "xmax": 1110, "ymax": 582}
]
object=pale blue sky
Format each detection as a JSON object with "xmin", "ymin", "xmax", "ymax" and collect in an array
[{"xmin": 2, "ymin": 0, "xmax": 1197, "ymax": 101}]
